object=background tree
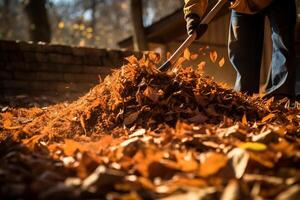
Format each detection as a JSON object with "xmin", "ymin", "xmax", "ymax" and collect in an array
[
  {"xmin": 1, "ymin": 0, "xmax": 10, "ymax": 37},
  {"xmin": 24, "ymin": 0, "xmax": 52, "ymax": 43},
  {"xmin": 0, "ymin": 0, "xmax": 183, "ymax": 47},
  {"xmin": 130, "ymin": 0, "xmax": 148, "ymax": 51}
]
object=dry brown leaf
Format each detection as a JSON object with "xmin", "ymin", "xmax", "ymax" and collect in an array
[
  {"xmin": 143, "ymin": 86, "xmax": 159, "ymax": 103},
  {"xmin": 188, "ymin": 113, "xmax": 208, "ymax": 124},
  {"xmin": 124, "ymin": 112, "xmax": 139, "ymax": 125}
]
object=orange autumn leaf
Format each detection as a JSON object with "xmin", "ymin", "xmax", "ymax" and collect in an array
[
  {"xmin": 248, "ymin": 151, "xmax": 274, "ymax": 168},
  {"xmin": 262, "ymin": 113, "xmax": 276, "ymax": 123},
  {"xmin": 197, "ymin": 61, "xmax": 206, "ymax": 71},
  {"xmin": 63, "ymin": 139, "xmax": 84, "ymax": 156},
  {"xmin": 210, "ymin": 51, "xmax": 218, "ymax": 63},
  {"xmin": 242, "ymin": 113, "xmax": 247, "ymax": 125},
  {"xmin": 148, "ymin": 52, "xmax": 160, "ymax": 63},
  {"xmin": 2, "ymin": 112, "xmax": 18, "ymax": 129},
  {"xmin": 176, "ymin": 152, "xmax": 198, "ymax": 172},
  {"xmin": 183, "ymin": 48, "xmax": 191, "ymax": 60},
  {"xmin": 125, "ymin": 55, "xmax": 138, "ymax": 64},
  {"xmin": 198, "ymin": 152, "xmax": 228, "ymax": 177},
  {"xmin": 219, "ymin": 57, "xmax": 225, "ymax": 67},
  {"xmin": 190, "ymin": 53, "xmax": 199, "ymax": 60},
  {"xmin": 175, "ymin": 57, "xmax": 186, "ymax": 67}
]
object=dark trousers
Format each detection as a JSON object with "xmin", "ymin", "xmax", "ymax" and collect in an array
[{"xmin": 228, "ymin": 0, "xmax": 297, "ymax": 96}]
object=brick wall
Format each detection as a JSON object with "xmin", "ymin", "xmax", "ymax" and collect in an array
[{"xmin": 0, "ymin": 40, "xmax": 143, "ymax": 102}]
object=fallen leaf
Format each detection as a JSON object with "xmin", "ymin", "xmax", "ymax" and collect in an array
[
  {"xmin": 161, "ymin": 187, "xmax": 217, "ymax": 200},
  {"xmin": 239, "ymin": 142, "xmax": 267, "ymax": 152},
  {"xmin": 219, "ymin": 57, "xmax": 225, "ymax": 67},
  {"xmin": 228, "ymin": 148, "xmax": 250, "ymax": 179},
  {"xmin": 248, "ymin": 151, "xmax": 275, "ymax": 168},
  {"xmin": 275, "ymin": 184, "xmax": 300, "ymax": 200},
  {"xmin": 262, "ymin": 113, "xmax": 276, "ymax": 123},
  {"xmin": 220, "ymin": 180, "xmax": 240, "ymax": 200},
  {"xmin": 147, "ymin": 160, "xmax": 179, "ymax": 180},
  {"xmin": 124, "ymin": 112, "xmax": 139, "ymax": 125},
  {"xmin": 148, "ymin": 51, "xmax": 160, "ymax": 62},
  {"xmin": 188, "ymin": 113, "xmax": 208, "ymax": 124},
  {"xmin": 242, "ymin": 113, "xmax": 247, "ymax": 125},
  {"xmin": 80, "ymin": 115, "xmax": 87, "ymax": 134},
  {"xmin": 190, "ymin": 54, "xmax": 198, "ymax": 60},
  {"xmin": 144, "ymin": 86, "xmax": 160, "ymax": 103},
  {"xmin": 63, "ymin": 139, "xmax": 84, "ymax": 156},
  {"xmin": 129, "ymin": 129, "xmax": 146, "ymax": 138},
  {"xmin": 125, "ymin": 55, "xmax": 138, "ymax": 64},
  {"xmin": 183, "ymin": 48, "xmax": 191, "ymax": 60},
  {"xmin": 120, "ymin": 137, "xmax": 139, "ymax": 147},
  {"xmin": 175, "ymin": 57, "xmax": 186, "ymax": 67},
  {"xmin": 176, "ymin": 152, "xmax": 198, "ymax": 172},
  {"xmin": 81, "ymin": 165, "xmax": 125, "ymax": 190},
  {"xmin": 197, "ymin": 61, "xmax": 206, "ymax": 71},
  {"xmin": 198, "ymin": 152, "xmax": 228, "ymax": 177},
  {"xmin": 252, "ymin": 129, "xmax": 279, "ymax": 143},
  {"xmin": 210, "ymin": 51, "xmax": 218, "ymax": 63}
]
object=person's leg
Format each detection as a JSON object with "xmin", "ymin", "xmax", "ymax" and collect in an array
[
  {"xmin": 265, "ymin": 0, "xmax": 297, "ymax": 97},
  {"xmin": 228, "ymin": 11, "xmax": 265, "ymax": 94}
]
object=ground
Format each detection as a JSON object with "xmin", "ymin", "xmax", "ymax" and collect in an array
[{"xmin": 1, "ymin": 55, "xmax": 300, "ymax": 200}]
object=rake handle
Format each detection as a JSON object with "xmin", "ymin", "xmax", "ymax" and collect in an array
[{"xmin": 159, "ymin": 0, "xmax": 228, "ymax": 71}]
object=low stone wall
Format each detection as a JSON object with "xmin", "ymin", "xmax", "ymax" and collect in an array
[{"xmin": 0, "ymin": 40, "xmax": 143, "ymax": 102}]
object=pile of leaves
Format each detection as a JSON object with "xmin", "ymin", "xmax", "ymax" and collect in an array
[{"xmin": 1, "ymin": 54, "xmax": 300, "ymax": 200}]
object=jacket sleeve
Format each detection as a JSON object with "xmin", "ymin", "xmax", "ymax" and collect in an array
[
  {"xmin": 230, "ymin": 0, "xmax": 273, "ymax": 14},
  {"xmin": 183, "ymin": 0, "xmax": 208, "ymax": 18}
]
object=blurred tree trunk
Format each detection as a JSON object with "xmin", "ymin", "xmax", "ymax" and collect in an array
[
  {"xmin": 91, "ymin": 0, "xmax": 97, "ymax": 30},
  {"xmin": 2, "ymin": 0, "xmax": 11, "ymax": 38},
  {"xmin": 130, "ymin": 0, "xmax": 148, "ymax": 51},
  {"xmin": 24, "ymin": 0, "xmax": 51, "ymax": 43}
]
